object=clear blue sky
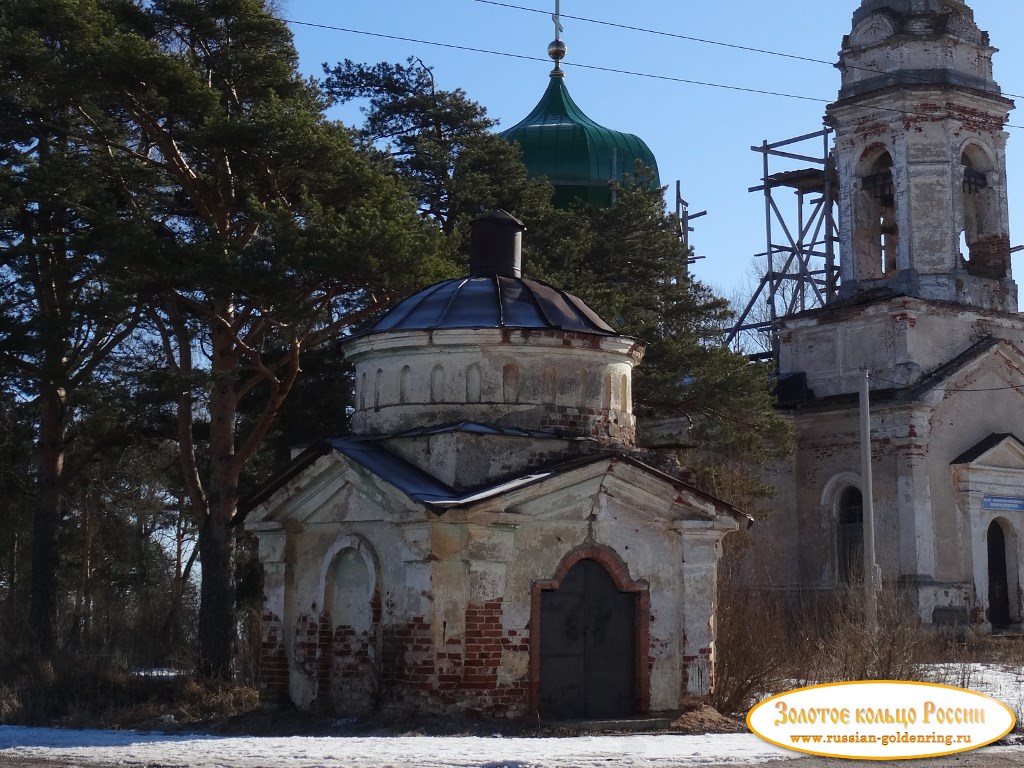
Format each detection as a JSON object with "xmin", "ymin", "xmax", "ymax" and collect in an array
[{"xmin": 280, "ymin": 0, "xmax": 1024, "ymax": 307}]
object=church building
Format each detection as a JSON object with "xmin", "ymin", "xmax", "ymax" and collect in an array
[
  {"xmin": 763, "ymin": 0, "xmax": 1024, "ymax": 631},
  {"xmin": 245, "ymin": 212, "xmax": 745, "ymax": 718}
]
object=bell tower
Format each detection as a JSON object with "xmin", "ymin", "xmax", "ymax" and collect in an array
[{"xmin": 828, "ymin": 0, "xmax": 1016, "ymax": 311}]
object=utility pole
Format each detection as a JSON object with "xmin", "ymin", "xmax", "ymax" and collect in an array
[{"xmin": 859, "ymin": 369, "xmax": 879, "ymax": 632}]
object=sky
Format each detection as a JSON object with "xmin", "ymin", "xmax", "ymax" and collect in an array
[{"xmin": 277, "ymin": 0, "xmax": 1024, "ymax": 310}]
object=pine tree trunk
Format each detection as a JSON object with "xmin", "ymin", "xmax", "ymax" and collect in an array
[
  {"xmin": 30, "ymin": 387, "xmax": 64, "ymax": 655},
  {"xmin": 197, "ymin": 509, "xmax": 235, "ymax": 677},
  {"xmin": 197, "ymin": 319, "xmax": 239, "ymax": 678}
]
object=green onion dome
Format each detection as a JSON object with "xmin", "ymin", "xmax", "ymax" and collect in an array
[{"xmin": 499, "ymin": 70, "xmax": 661, "ymax": 208}]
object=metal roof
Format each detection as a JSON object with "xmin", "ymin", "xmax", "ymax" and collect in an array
[
  {"xmin": 366, "ymin": 275, "xmax": 616, "ymax": 336},
  {"xmin": 499, "ymin": 74, "xmax": 660, "ymax": 208},
  {"xmin": 241, "ymin": 423, "xmax": 749, "ymax": 523}
]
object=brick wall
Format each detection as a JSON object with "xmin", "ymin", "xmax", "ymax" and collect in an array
[
  {"xmin": 259, "ymin": 611, "xmax": 288, "ymax": 700},
  {"xmin": 376, "ymin": 600, "xmax": 531, "ymax": 717}
]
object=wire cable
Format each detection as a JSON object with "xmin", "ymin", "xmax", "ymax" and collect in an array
[
  {"xmin": 470, "ymin": 0, "xmax": 1024, "ymax": 104},
  {"xmin": 869, "ymin": 371, "xmax": 1024, "ymax": 393},
  {"xmin": 286, "ymin": 19, "xmax": 830, "ymax": 105},
  {"xmin": 285, "ymin": 19, "xmax": 1024, "ymax": 130}
]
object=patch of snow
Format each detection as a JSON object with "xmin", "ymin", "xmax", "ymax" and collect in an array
[
  {"xmin": 5, "ymin": 664, "xmax": 1024, "ymax": 767},
  {"xmin": 0, "ymin": 727, "xmax": 792, "ymax": 767},
  {"xmin": 928, "ymin": 662, "xmax": 1024, "ymax": 719},
  {"xmin": 132, "ymin": 667, "xmax": 187, "ymax": 678}
]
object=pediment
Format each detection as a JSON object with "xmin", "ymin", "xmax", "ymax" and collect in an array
[
  {"xmin": 951, "ymin": 433, "xmax": 1024, "ymax": 471},
  {"xmin": 246, "ymin": 451, "xmax": 419, "ymax": 527},
  {"xmin": 939, "ymin": 340, "xmax": 1024, "ymax": 394},
  {"xmin": 463, "ymin": 456, "xmax": 741, "ymax": 530}
]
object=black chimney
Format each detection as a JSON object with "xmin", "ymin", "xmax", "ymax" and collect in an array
[{"xmin": 469, "ymin": 210, "xmax": 526, "ymax": 278}]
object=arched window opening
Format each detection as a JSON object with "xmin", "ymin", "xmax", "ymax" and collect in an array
[
  {"xmin": 373, "ymin": 368, "xmax": 383, "ymax": 411},
  {"xmin": 837, "ymin": 487, "xmax": 864, "ymax": 584},
  {"xmin": 502, "ymin": 363, "xmax": 520, "ymax": 404},
  {"xmin": 856, "ymin": 151, "xmax": 897, "ymax": 280},
  {"xmin": 399, "ymin": 365, "xmax": 412, "ymax": 404},
  {"xmin": 430, "ymin": 365, "xmax": 445, "ymax": 404},
  {"xmin": 621, "ymin": 375, "xmax": 630, "ymax": 414},
  {"xmin": 466, "ymin": 364, "xmax": 482, "ymax": 403},
  {"xmin": 358, "ymin": 372, "xmax": 367, "ymax": 410}
]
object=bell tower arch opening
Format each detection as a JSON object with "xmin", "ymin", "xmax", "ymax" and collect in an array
[
  {"xmin": 854, "ymin": 148, "xmax": 898, "ymax": 281},
  {"xmin": 960, "ymin": 143, "xmax": 1008, "ymax": 280}
]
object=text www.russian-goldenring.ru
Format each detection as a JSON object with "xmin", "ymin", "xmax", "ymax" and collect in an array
[{"xmin": 790, "ymin": 732, "xmax": 973, "ymax": 747}]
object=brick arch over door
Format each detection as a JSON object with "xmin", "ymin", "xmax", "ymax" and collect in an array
[{"xmin": 529, "ymin": 545, "xmax": 650, "ymax": 719}]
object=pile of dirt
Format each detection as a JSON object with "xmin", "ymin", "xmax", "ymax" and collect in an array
[{"xmin": 670, "ymin": 705, "xmax": 747, "ymax": 734}]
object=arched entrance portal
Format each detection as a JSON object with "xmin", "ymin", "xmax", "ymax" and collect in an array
[
  {"xmin": 988, "ymin": 520, "xmax": 1011, "ymax": 630},
  {"xmin": 538, "ymin": 558, "xmax": 636, "ymax": 719}
]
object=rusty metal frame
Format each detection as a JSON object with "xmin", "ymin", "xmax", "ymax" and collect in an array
[{"xmin": 726, "ymin": 127, "xmax": 839, "ymax": 360}]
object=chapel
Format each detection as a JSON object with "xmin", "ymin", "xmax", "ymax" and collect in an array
[
  {"xmin": 761, "ymin": 0, "xmax": 1024, "ymax": 631},
  {"xmin": 245, "ymin": 212, "xmax": 744, "ymax": 717}
]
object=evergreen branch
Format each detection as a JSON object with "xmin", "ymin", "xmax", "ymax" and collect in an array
[{"xmin": 119, "ymin": 94, "xmax": 227, "ymax": 235}]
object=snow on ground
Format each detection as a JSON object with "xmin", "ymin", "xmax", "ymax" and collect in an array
[
  {"xmin": 928, "ymin": 662, "xmax": 1024, "ymax": 719},
  {"xmin": 3, "ymin": 664, "xmax": 1024, "ymax": 767},
  {"xmin": 0, "ymin": 728, "xmax": 792, "ymax": 767}
]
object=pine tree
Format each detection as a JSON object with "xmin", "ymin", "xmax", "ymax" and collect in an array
[
  {"xmin": 0, "ymin": 0, "xmax": 149, "ymax": 653},
  {"xmin": 2, "ymin": 0, "xmax": 448, "ymax": 674}
]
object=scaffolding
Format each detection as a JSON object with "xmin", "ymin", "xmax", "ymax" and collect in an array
[
  {"xmin": 726, "ymin": 128, "xmax": 839, "ymax": 359},
  {"xmin": 676, "ymin": 180, "xmax": 706, "ymax": 274}
]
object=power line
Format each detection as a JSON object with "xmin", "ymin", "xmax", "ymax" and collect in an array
[
  {"xmin": 470, "ymin": 0, "xmax": 1024, "ymax": 103},
  {"xmin": 870, "ymin": 372, "xmax": 1024, "ymax": 394},
  {"xmin": 285, "ymin": 19, "xmax": 830, "ymax": 105},
  {"xmin": 470, "ymin": 0, "xmax": 834, "ymax": 68},
  {"xmin": 285, "ymin": 18, "xmax": 1024, "ymax": 131}
]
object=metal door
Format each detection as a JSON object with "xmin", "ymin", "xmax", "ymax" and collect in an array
[
  {"xmin": 988, "ymin": 520, "xmax": 1010, "ymax": 629},
  {"xmin": 539, "ymin": 558, "xmax": 635, "ymax": 719}
]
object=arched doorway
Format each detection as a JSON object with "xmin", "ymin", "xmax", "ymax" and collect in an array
[
  {"xmin": 538, "ymin": 558, "xmax": 636, "ymax": 719},
  {"xmin": 988, "ymin": 520, "xmax": 1011, "ymax": 630},
  {"xmin": 319, "ymin": 537, "xmax": 380, "ymax": 712}
]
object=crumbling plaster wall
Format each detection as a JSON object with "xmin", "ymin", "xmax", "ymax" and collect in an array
[
  {"xmin": 346, "ymin": 329, "xmax": 643, "ymax": 442},
  {"xmin": 254, "ymin": 462, "xmax": 731, "ymax": 716},
  {"xmin": 763, "ymin": 345, "xmax": 1024, "ymax": 623},
  {"xmin": 924, "ymin": 351, "xmax": 1024, "ymax": 581},
  {"xmin": 829, "ymin": 90, "xmax": 1014, "ymax": 312},
  {"xmin": 779, "ymin": 299, "xmax": 1024, "ymax": 398}
]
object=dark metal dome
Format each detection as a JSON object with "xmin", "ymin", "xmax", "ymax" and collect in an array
[{"xmin": 368, "ymin": 275, "xmax": 616, "ymax": 335}]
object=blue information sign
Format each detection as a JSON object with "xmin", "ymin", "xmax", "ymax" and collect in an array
[{"xmin": 982, "ymin": 496, "xmax": 1024, "ymax": 512}]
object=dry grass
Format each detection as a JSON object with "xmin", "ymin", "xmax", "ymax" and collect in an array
[
  {"xmin": 0, "ymin": 654, "xmax": 260, "ymax": 728},
  {"xmin": 713, "ymin": 546, "xmax": 940, "ymax": 716},
  {"xmin": 788, "ymin": 585, "xmax": 932, "ymax": 686}
]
